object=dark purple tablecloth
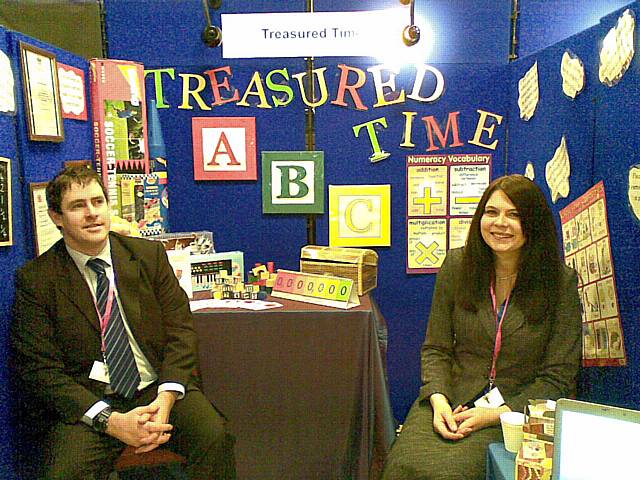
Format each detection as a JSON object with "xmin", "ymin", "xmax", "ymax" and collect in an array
[{"xmin": 193, "ymin": 295, "xmax": 395, "ymax": 480}]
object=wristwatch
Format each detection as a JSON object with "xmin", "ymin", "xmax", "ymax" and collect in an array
[{"xmin": 93, "ymin": 406, "xmax": 112, "ymax": 434}]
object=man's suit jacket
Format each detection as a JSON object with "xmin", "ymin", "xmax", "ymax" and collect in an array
[
  {"xmin": 418, "ymin": 248, "xmax": 582, "ymax": 413},
  {"xmin": 12, "ymin": 233, "xmax": 199, "ymax": 423}
]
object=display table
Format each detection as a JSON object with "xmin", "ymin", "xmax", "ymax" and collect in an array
[
  {"xmin": 486, "ymin": 443, "xmax": 516, "ymax": 480},
  {"xmin": 192, "ymin": 295, "xmax": 396, "ymax": 480}
]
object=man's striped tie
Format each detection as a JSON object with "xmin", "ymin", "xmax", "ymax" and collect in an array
[{"xmin": 87, "ymin": 258, "xmax": 141, "ymax": 399}]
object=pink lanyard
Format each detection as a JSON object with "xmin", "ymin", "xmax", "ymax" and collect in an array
[
  {"xmin": 489, "ymin": 282, "xmax": 511, "ymax": 389},
  {"xmin": 88, "ymin": 270, "xmax": 115, "ymax": 352}
]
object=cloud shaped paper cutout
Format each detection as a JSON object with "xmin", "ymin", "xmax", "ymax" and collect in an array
[
  {"xmin": 0, "ymin": 49, "xmax": 15, "ymax": 113},
  {"xmin": 58, "ymin": 66, "xmax": 86, "ymax": 116},
  {"xmin": 524, "ymin": 162, "xmax": 535, "ymax": 181},
  {"xmin": 561, "ymin": 51, "xmax": 585, "ymax": 99},
  {"xmin": 628, "ymin": 165, "xmax": 640, "ymax": 222},
  {"xmin": 545, "ymin": 136, "xmax": 571, "ymax": 203},
  {"xmin": 599, "ymin": 9, "xmax": 635, "ymax": 87},
  {"xmin": 518, "ymin": 62, "xmax": 539, "ymax": 121}
]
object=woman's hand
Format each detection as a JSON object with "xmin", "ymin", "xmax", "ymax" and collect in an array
[
  {"xmin": 430, "ymin": 393, "xmax": 466, "ymax": 441},
  {"xmin": 453, "ymin": 405, "xmax": 511, "ymax": 436}
]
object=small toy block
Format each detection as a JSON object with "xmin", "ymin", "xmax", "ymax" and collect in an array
[{"xmin": 252, "ymin": 265, "xmax": 268, "ymax": 277}]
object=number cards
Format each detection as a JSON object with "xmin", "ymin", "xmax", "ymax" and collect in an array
[{"xmin": 271, "ymin": 269, "xmax": 360, "ymax": 309}]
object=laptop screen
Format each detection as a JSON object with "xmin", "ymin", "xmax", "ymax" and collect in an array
[{"xmin": 552, "ymin": 398, "xmax": 640, "ymax": 480}]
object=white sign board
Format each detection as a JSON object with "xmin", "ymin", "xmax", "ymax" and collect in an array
[{"xmin": 221, "ymin": 9, "xmax": 407, "ymax": 58}]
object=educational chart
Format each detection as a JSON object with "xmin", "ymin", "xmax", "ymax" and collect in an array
[
  {"xmin": 560, "ymin": 182, "xmax": 626, "ymax": 367},
  {"xmin": 406, "ymin": 153, "xmax": 491, "ymax": 273}
]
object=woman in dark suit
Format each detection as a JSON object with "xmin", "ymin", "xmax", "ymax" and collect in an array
[{"xmin": 382, "ymin": 175, "xmax": 582, "ymax": 480}]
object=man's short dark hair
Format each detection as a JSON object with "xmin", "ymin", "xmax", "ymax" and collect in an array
[{"xmin": 46, "ymin": 166, "xmax": 107, "ymax": 214}]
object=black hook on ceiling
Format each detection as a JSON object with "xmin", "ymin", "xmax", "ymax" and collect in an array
[
  {"xmin": 202, "ymin": 0, "xmax": 222, "ymax": 47},
  {"xmin": 400, "ymin": 0, "xmax": 420, "ymax": 46}
]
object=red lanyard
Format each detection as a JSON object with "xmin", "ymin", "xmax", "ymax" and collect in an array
[
  {"xmin": 489, "ymin": 282, "xmax": 511, "ymax": 388},
  {"xmin": 87, "ymin": 269, "xmax": 115, "ymax": 352}
]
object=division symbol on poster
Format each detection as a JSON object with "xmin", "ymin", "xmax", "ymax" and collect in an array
[
  {"xmin": 0, "ymin": 49, "xmax": 15, "ymax": 114},
  {"xmin": 524, "ymin": 162, "xmax": 535, "ymax": 181},
  {"xmin": 415, "ymin": 241, "xmax": 439, "ymax": 264},
  {"xmin": 599, "ymin": 8, "xmax": 635, "ymax": 87},
  {"xmin": 545, "ymin": 136, "xmax": 571, "ymax": 203},
  {"xmin": 518, "ymin": 61, "xmax": 539, "ymax": 121},
  {"xmin": 628, "ymin": 164, "xmax": 640, "ymax": 222},
  {"xmin": 561, "ymin": 50, "xmax": 585, "ymax": 99}
]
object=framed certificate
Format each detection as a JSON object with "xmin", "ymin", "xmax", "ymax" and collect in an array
[
  {"xmin": 0, "ymin": 157, "xmax": 13, "ymax": 247},
  {"xmin": 29, "ymin": 182, "xmax": 63, "ymax": 255},
  {"xmin": 19, "ymin": 41, "xmax": 65, "ymax": 142}
]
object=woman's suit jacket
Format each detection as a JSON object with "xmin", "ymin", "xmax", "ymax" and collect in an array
[
  {"xmin": 418, "ymin": 248, "xmax": 582, "ymax": 413},
  {"xmin": 11, "ymin": 233, "xmax": 199, "ymax": 424}
]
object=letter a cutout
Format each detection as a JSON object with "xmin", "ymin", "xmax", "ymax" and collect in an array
[
  {"xmin": 193, "ymin": 117, "xmax": 257, "ymax": 180},
  {"xmin": 208, "ymin": 131, "xmax": 241, "ymax": 166}
]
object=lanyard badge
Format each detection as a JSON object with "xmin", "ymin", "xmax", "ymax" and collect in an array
[{"xmin": 489, "ymin": 282, "xmax": 510, "ymax": 389}]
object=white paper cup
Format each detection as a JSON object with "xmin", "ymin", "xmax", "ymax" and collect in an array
[{"xmin": 500, "ymin": 411, "xmax": 525, "ymax": 453}]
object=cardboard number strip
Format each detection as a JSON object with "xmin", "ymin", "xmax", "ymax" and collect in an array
[{"xmin": 271, "ymin": 269, "xmax": 360, "ymax": 309}]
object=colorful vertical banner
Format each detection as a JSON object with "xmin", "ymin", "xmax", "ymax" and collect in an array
[
  {"xmin": 560, "ymin": 181, "xmax": 626, "ymax": 367},
  {"xmin": 406, "ymin": 153, "xmax": 491, "ymax": 273}
]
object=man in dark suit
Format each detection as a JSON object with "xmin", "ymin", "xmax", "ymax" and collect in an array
[{"xmin": 12, "ymin": 166, "xmax": 236, "ymax": 479}]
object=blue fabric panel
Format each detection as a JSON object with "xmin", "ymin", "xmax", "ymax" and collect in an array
[
  {"xmin": 2, "ymin": 30, "xmax": 92, "ymax": 479},
  {"xmin": 8, "ymin": 31, "xmax": 93, "ymax": 258},
  {"xmin": 507, "ymin": 25, "xmax": 597, "ymax": 216},
  {"xmin": 508, "ymin": 2, "xmax": 640, "ymax": 409},
  {"xmin": 518, "ymin": 0, "xmax": 634, "ymax": 57},
  {"xmin": 0, "ymin": 24, "xmax": 20, "ymax": 480},
  {"xmin": 584, "ymin": 3, "xmax": 640, "ymax": 409}
]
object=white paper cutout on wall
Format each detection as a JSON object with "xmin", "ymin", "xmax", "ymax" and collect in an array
[
  {"xmin": 628, "ymin": 164, "xmax": 640, "ymax": 222},
  {"xmin": 561, "ymin": 50, "xmax": 585, "ymax": 98},
  {"xmin": 545, "ymin": 136, "xmax": 571, "ymax": 203},
  {"xmin": 518, "ymin": 62, "xmax": 539, "ymax": 121},
  {"xmin": 58, "ymin": 65, "xmax": 86, "ymax": 116},
  {"xmin": 524, "ymin": 162, "xmax": 535, "ymax": 181},
  {"xmin": 599, "ymin": 9, "xmax": 635, "ymax": 87},
  {"xmin": 0, "ymin": 49, "xmax": 16, "ymax": 114}
]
